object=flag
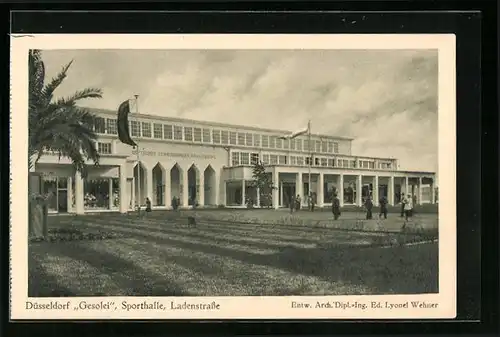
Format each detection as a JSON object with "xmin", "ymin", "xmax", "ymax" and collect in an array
[
  {"xmin": 278, "ymin": 126, "xmax": 309, "ymax": 140},
  {"xmin": 117, "ymin": 100, "xmax": 137, "ymax": 147}
]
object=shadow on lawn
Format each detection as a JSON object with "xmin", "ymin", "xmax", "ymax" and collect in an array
[
  {"xmin": 272, "ymin": 244, "xmax": 439, "ymax": 294},
  {"xmin": 120, "ymin": 230, "xmax": 438, "ymax": 295},
  {"xmin": 33, "ymin": 216, "xmax": 439, "ymax": 296},
  {"xmin": 29, "ymin": 242, "xmax": 187, "ymax": 297},
  {"xmin": 29, "ymin": 252, "xmax": 76, "ymax": 297},
  {"xmin": 103, "ymin": 221, "xmax": 332, "ymax": 250}
]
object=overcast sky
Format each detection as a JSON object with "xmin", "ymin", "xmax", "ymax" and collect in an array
[{"xmin": 40, "ymin": 49, "xmax": 438, "ymax": 172}]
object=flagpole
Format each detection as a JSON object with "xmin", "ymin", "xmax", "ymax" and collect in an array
[
  {"xmin": 308, "ymin": 120, "xmax": 312, "ymax": 206},
  {"xmin": 134, "ymin": 94, "xmax": 141, "ymax": 211}
]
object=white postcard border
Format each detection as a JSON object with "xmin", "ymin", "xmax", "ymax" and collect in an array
[{"xmin": 10, "ymin": 34, "xmax": 456, "ymax": 320}]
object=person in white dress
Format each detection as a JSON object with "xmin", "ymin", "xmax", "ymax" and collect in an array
[{"xmin": 404, "ymin": 193, "xmax": 413, "ymax": 221}]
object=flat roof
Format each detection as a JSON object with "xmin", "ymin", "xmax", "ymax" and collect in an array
[
  {"xmin": 87, "ymin": 107, "xmax": 355, "ymax": 141},
  {"xmin": 398, "ymin": 170, "xmax": 436, "ymax": 175}
]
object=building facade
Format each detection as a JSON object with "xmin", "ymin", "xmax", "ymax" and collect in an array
[{"xmin": 31, "ymin": 108, "xmax": 437, "ymax": 214}]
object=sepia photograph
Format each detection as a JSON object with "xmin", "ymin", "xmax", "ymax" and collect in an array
[{"xmin": 11, "ymin": 34, "xmax": 456, "ymax": 320}]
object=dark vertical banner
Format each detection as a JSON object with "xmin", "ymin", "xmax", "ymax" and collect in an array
[{"xmin": 117, "ymin": 100, "xmax": 137, "ymax": 147}]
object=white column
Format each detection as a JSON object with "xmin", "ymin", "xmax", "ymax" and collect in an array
[
  {"xmin": 272, "ymin": 169, "xmax": 279, "ymax": 209},
  {"xmin": 67, "ymin": 176, "xmax": 73, "ymax": 213},
  {"xmin": 388, "ymin": 176, "xmax": 395, "ymax": 205},
  {"xmin": 146, "ymin": 167, "xmax": 153, "ymax": 204},
  {"xmin": 182, "ymin": 169, "xmax": 189, "ymax": 207},
  {"xmin": 119, "ymin": 164, "xmax": 127, "ymax": 213},
  {"xmin": 135, "ymin": 165, "xmax": 141, "ymax": 206},
  {"xmin": 241, "ymin": 179, "xmax": 246, "ymax": 207},
  {"xmin": 373, "ymin": 175, "xmax": 379, "ymax": 206},
  {"xmin": 295, "ymin": 172, "xmax": 303, "ymax": 207},
  {"xmin": 108, "ymin": 178, "xmax": 113, "ymax": 210},
  {"xmin": 338, "ymin": 174, "xmax": 344, "ymax": 207},
  {"xmin": 356, "ymin": 175, "xmax": 362, "ymax": 206},
  {"xmin": 256, "ymin": 187, "xmax": 261, "ymax": 207},
  {"xmin": 404, "ymin": 176, "xmax": 409, "ymax": 196},
  {"xmin": 74, "ymin": 171, "xmax": 84, "ymax": 215},
  {"xmin": 418, "ymin": 177, "xmax": 423, "ymax": 205},
  {"xmin": 431, "ymin": 179, "xmax": 436, "ymax": 204},
  {"xmin": 199, "ymin": 172, "xmax": 205, "ymax": 207},
  {"xmin": 318, "ymin": 173, "xmax": 324, "ymax": 207},
  {"xmin": 111, "ymin": 140, "xmax": 117, "ymax": 154}
]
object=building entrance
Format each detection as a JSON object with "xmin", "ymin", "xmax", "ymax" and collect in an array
[
  {"xmin": 378, "ymin": 184, "xmax": 388, "ymax": 200},
  {"xmin": 156, "ymin": 183, "xmax": 165, "ymax": 206},
  {"xmin": 188, "ymin": 185, "xmax": 197, "ymax": 205},
  {"xmin": 42, "ymin": 176, "xmax": 69, "ymax": 213},
  {"xmin": 280, "ymin": 182, "xmax": 296, "ymax": 208}
]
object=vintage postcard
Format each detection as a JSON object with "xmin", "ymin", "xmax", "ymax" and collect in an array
[{"xmin": 10, "ymin": 34, "xmax": 456, "ymax": 320}]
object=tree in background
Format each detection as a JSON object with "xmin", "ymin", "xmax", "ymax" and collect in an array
[{"xmin": 250, "ymin": 161, "xmax": 277, "ymax": 208}]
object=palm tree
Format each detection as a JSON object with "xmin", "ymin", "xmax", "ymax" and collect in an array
[
  {"xmin": 29, "ymin": 49, "xmax": 102, "ymax": 177},
  {"xmin": 28, "ymin": 50, "xmax": 103, "ymax": 238}
]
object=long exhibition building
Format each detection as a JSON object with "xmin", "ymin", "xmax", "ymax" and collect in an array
[{"xmin": 31, "ymin": 108, "xmax": 437, "ymax": 214}]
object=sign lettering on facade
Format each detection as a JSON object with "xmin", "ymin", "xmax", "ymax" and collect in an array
[{"xmin": 132, "ymin": 150, "xmax": 216, "ymax": 160}]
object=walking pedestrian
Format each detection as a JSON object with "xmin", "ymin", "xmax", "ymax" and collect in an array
[
  {"xmin": 289, "ymin": 195, "xmax": 295, "ymax": 214},
  {"xmin": 332, "ymin": 193, "xmax": 341, "ymax": 220},
  {"xmin": 295, "ymin": 194, "xmax": 301, "ymax": 211},
  {"xmin": 379, "ymin": 195, "xmax": 388, "ymax": 219},
  {"xmin": 404, "ymin": 193, "xmax": 413, "ymax": 221},
  {"xmin": 400, "ymin": 193, "xmax": 406, "ymax": 217},
  {"xmin": 365, "ymin": 196, "xmax": 373, "ymax": 220},
  {"xmin": 145, "ymin": 197, "xmax": 152, "ymax": 213}
]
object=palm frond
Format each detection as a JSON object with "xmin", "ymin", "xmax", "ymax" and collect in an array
[
  {"xmin": 29, "ymin": 50, "xmax": 46, "ymax": 132},
  {"xmin": 30, "ymin": 107, "xmax": 98, "ymax": 156},
  {"xmin": 32, "ymin": 118, "xmax": 101, "ymax": 178},
  {"xmin": 29, "ymin": 52, "xmax": 103, "ymax": 176},
  {"xmin": 32, "ymin": 109, "xmax": 98, "ymax": 147},
  {"xmin": 28, "ymin": 50, "xmax": 45, "ymax": 104},
  {"xmin": 53, "ymin": 88, "xmax": 103, "ymax": 107},
  {"xmin": 40, "ymin": 60, "xmax": 73, "ymax": 107},
  {"xmin": 43, "ymin": 132, "xmax": 94, "ymax": 177}
]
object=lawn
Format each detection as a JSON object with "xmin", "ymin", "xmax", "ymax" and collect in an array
[{"xmin": 28, "ymin": 209, "xmax": 439, "ymax": 297}]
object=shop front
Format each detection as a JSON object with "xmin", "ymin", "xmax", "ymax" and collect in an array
[
  {"xmin": 31, "ymin": 164, "xmax": 74, "ymax": 214},
  {"xmin": 39, "ymin": 175, "xmax": 69, "ymax": 213},
  {"xmin": 33, "ymin": 153, "xmax": 130, "ymax": 214},
  {"xmin": 83, "ymin": 177, "xmax": 121, "ymax": 211}
]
